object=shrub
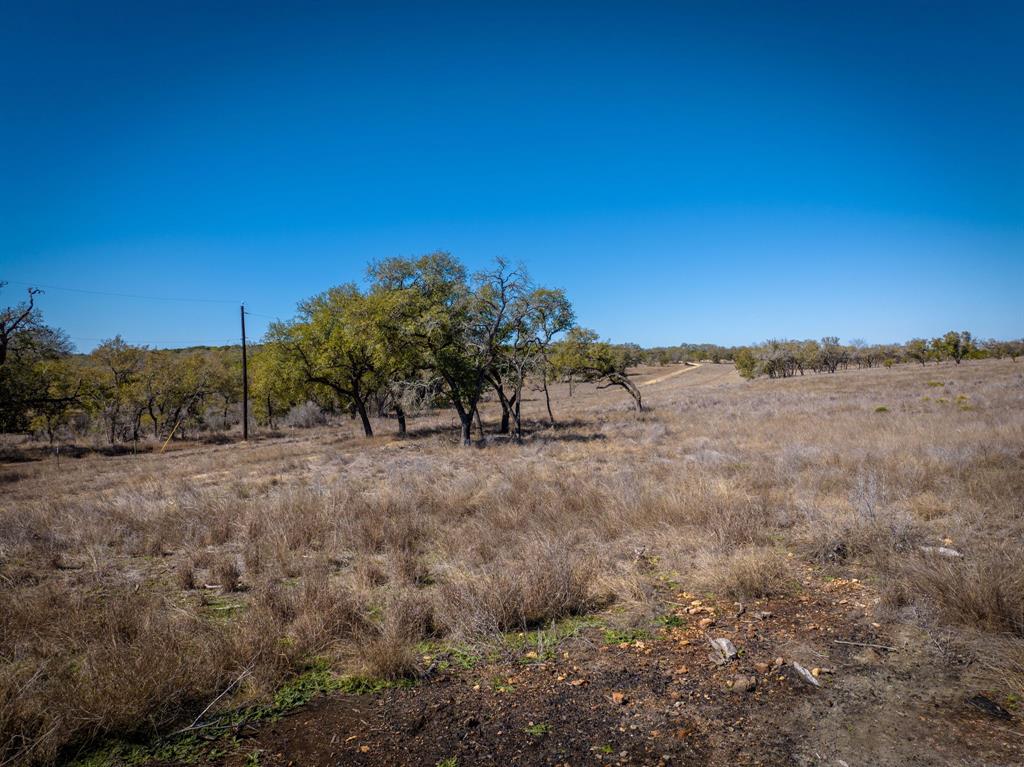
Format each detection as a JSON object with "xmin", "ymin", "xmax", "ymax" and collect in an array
[
  {"xmin": 436, "ymin": 542, "xmax": 594, "ymax": 637},
  {"xmin": 697, "ymin": 547, "xmax": 791, "ymax": 600},
  {"xmin": 0, "ymin": 587, "xmax": 234, "ymax": 766},
  {"xmin": 284, "ymin": 402, "xmax": 329, "ymax": 429},
  {"xmin": 215, "ymin": 557, "xmax": 243, "ymax": 592},
  {"xmin": 360, "ymin": 591, "xmax": 432, "ymax": 680},
  {"xmin": 904, "ymin": 545, "xmax": 1024, "ymax": 637},
  {"xmin": 174, "ymin": 558, "xmax": 196, "ymax": 590}
]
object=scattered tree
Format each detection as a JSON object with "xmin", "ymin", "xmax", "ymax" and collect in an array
[{"xmin": 551, "ymin": 328, "xmax": 644, "ymax": 412}]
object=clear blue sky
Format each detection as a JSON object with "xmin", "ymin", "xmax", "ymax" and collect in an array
[{"xmin": 2, "ymin": 1, "xmax": 1021, "ymax": 349}]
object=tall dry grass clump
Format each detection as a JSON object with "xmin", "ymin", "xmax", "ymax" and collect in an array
[
  {"xmin": 436, "ymin": 540, "xmax": 595, "ymax": 638},
  {"xmin": 696, "ymin": 546, "xmax": 793, "ymax": 600},
  {"xmin": 892, "ymin": 545, "xmax": 1024, "ymax": 637}
]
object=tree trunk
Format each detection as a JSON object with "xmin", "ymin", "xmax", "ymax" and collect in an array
[
  {"xmin": 475, "ymin": 408, "xmax": 485, "ymax": 440},
  {"xmin": 543, "ymin": 378, "xmax": 555, "ymax": 425},
  {"xmin": 395, "ymin": 404, "xmax": 407, "ymax": 436},
  {"xmin": 354, "ymin": 398, "xmax": 373, "ymax": 437},
  {"xmin": 459, "ymin": 412, "xmax": 472, "ymax": 446},
  {"xmin": 610, "ymin": 374, "xmax": 643, "ymax": 412},
  {"xmin": 491, "ymin": 381, "xmax": 512, "ymax": 435},
  {"xmin": 627, "ymin": 383, "xmax": 643, "ymax": 412},
  {"xmin": 513, "ymin": 394, "xmax": 523, "ymax": 442},
  {"xmin": 499, "ymin": 400, "xmax": 510, "ymax": 434}
]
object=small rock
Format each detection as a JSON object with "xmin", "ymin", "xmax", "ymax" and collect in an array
[
  {"xmin": 731, "ymin": 675, "xmax": 757, "ymax": 693},
  {"xmin": 707, "ymin": 636, "xmax": 738, "ymax": 664},
  {"xmin": 792, "ymin": 661, "xmax": 821, "ymax": 687},
  {"xmin": 773, "ymin": 656, "xmax": 784, "ymax": 667},
  {"xmin": 755, "ymin": 610, "xmax": 773, "ymax": 620},
  {"xmin": 811, "ymin": 667, "xmax": 821, "ymax": 678},
  {"xmin": 754, "ymin": 662, "xmax": 770, "ymax": 674},
  {"xmin": 698, "ymin": 617, "xmax": 716, "ymax": 629},
  {"xmin": 611, "ymin": 691, "xmax": 628, "ymax": 705},
  {"xmin": 920, "ymin": 545, "xmax": 962, "ymax": 558}
]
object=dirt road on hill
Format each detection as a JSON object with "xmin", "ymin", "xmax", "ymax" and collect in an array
[{"xmin": 640, "ymin": 363, "xmax": 702, "ymax": 387}]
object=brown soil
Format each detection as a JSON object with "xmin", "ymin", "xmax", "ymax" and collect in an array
[{"xmin": 212, "ymin": 569, "xmax": 1023, "ymax": 767}]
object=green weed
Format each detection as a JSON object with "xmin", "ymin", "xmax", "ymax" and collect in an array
[{"xmin": 602, "ymin": 627, "xmax": 651, "ymax": 644}]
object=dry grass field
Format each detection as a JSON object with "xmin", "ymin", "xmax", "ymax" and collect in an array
[{"xmin": 2, "ymin": 358, "xmax": 1023, "ymax": 766}]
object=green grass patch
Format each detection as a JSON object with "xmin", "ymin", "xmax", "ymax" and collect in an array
[
  {"xmin": 502, "ymin": 614, "xmax": 601, "ymax": 661},
  {"xmin": 602, "ymin": 627, "xmax": 651, "ymax": 645},
  {"xmin": 874, "ymin": 406, "xmax": 889, "ymax": 413},
  {"xmin": 417, "ymin": 641, "xmax": 481, "ymax": 671},
  {"xmin": 490, "ymin": 675, "xmax": 515, "ymax": 693},
  {"xmin": 524, "ymin": 723, "xmax": 551, "ymax": 736},
  {"xmin": 658, "ymin": 612, "xmax": 685, "ymax": 628}
]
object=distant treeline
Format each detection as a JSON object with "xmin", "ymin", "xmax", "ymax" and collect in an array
[
  {"xmin": 640, "ymin": 334, "xmax": 1023, "ymax": 375},
  {"xmin": 711, "ymin": 333, "xmax": 1020, "ymax": 379},
  {"xmin": 2, "ymin": 272, "xmax": 1020, "ymax": 445}
]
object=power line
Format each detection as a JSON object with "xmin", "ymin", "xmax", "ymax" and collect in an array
[
  {"xmin": 243, "ymin": 310, "xmax": 282, "ymax": 320},
  {"xmin": 3, "ymin": 279, "xmax": 240, "ymax": 305},
  {"xmin": 69, "ymin": 335, "xmax": 240, "ymax": 347}
]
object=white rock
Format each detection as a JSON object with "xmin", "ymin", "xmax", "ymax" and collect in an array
[
  {"xmin": 792, "ymin": 661, "xmax": 821, "ymax": 687},
  {"xmin": 707, "ymin": 637, "xmax": 738, "ymax": 664},
  {"xmin": 919, "ymin": 545, "xmax": 962, "ymax": 558}
]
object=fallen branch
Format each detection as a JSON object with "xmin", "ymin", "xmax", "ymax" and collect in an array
[
  {"xmin": 178, "ymin": 661, "xmax": 255, "ymax": 734},
  {"xmin": 834, "ymin": 639, "xmax": 897, "ymax": 652}
]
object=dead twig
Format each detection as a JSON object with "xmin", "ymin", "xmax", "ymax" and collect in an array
[
  {"xmin": 834, "ymin": 639, "xmax": 897, "ymax": 651},
  {"xmin": 178, "ymin": 661, "xmax": 255, "ymax": 734}
]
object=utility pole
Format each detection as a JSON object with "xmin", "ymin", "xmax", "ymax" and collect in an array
[{"xmin": 240, "ymin": 304, "xmax": 249, "ymax": 441}]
